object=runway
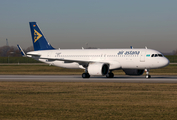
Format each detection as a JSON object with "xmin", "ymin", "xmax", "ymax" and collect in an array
[{"xmin": 0, "ymin": 75, "xmax": 177, "ymax": 83}]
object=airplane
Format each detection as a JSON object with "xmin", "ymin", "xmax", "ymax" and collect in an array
[{"xmin": 17, "ymin": 22, "xmax": 169, "ymax": 78}]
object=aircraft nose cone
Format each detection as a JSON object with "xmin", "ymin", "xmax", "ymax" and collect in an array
[{"xmin": 162, "ymin": 57, "xmax": 170, "ymax": 67}]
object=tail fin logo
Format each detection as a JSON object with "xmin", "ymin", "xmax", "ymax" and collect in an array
[{"xmin": 34, "ymin": 29, "xmax": 42, "ymax": 43}]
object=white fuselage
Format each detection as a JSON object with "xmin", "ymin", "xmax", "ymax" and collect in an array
[{"xmin": 27, "ymin": 48, "xmax": 169, "ymax": 70}]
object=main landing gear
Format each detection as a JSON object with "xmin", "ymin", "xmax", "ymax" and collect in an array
[
  {"xmin": 145, "ymin": 69, "xmax": 151, "ymax": 79},
  {"xmin": 82, "ymin": 73, "xmax": 90, "ymax": 78},
  {"xmin": 82, "ymin": 69, "xmax": 90, "ymax": 78},
  {"xmin": 106, "ymin": 71, "xmax": 114, "ymax": 78}
]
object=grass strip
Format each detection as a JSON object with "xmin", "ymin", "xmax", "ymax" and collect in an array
[
  {"xmin": 0, "ymin": 64, "xmax": 176, "ymax": 75},
  {"xmin": 0, "ymin": 82, "xmax": 177, "ymax": 119}
]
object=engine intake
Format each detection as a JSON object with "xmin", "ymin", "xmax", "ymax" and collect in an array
[{"xmin": 88, "ymin": 63, "xmax": 109, "ymax": 76}]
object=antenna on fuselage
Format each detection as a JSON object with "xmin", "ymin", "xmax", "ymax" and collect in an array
[
  {"xmin": 130, "ymin": 46, "xmax": 133, "ymax": 49},
  {"xmin": 145, "ymin": 46, "xmax": 147, "ymax": 49}
]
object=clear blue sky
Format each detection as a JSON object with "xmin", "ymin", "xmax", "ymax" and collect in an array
[{"xmin": 0, "ymin": 0, "xmax": 177, "ymax": 53}]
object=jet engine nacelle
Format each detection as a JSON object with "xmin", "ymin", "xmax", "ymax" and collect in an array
[
  {"xmin": 123, "ymin": 69, "xmax": 144, "ymax": 75},
  {"xmin": 88, "ymin": 63, "xmax": 109, "ymax": 76}
]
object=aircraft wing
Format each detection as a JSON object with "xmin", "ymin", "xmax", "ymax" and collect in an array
[
  {"xmin": 39, "ymin": 57, "xmax": 108, "ymax": 66},
  {"xmin": 17, "ymin": 45, "xmax": 41, "ymax": 57},
  {"xmin": 27, "ymin": 53, "xmax": 41, "ymax": 57},
  {"xmin": 17, "ymin": 44, "xmax": 26, "ymax": 57},
  {"xmin": 39, "ymin": 57, "xmax": 120, "ymax": 70}
]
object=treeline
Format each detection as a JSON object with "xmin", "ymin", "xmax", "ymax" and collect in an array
[
  {"xmin": 0, "ymin": 57, "xmax": 41, "ymax": 63},
  {"xmin": 0, "ymin": 45, "xmax": 33, "ymax": 57},
  {"xmin": 166, "ymin": 55, "xmax": 177, "ymax": 63},
  {"xmin": 0, "ymin": 45, "xmax": 39, "ymax": 63}
]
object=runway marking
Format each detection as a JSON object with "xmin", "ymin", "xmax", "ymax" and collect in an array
[{"xmin": 0, "ymin": 75, "xmax": 177, "ymax": 83}]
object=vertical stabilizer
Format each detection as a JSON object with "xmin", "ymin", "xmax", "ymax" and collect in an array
[{"xmin": 29, "ymin": 22, "xmax": 54, "ymax": 51}]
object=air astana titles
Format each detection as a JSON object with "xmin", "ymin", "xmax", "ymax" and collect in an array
[{"xmin": 117, "ymin": 51, "xmax": 140, "ymax": 55}]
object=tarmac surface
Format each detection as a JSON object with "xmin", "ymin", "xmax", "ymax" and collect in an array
[{"xmin": 0, "ymin": 75, "xmax": 177, "ymax": 83}]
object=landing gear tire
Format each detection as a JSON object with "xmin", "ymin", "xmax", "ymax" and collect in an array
[
  {"xmin": 106, "ymin": 72, "xmax": 114, "ymax": 78},
  {"xmin": 145, "ymin": 75, "xmax": 151, "ymax": 79},
  {"xmin": 82, "ymin": 73, "xmax": 90, "ymax": 78},
  {"xmin": 145, "ymin": 69, "xmax": 151, "ymax": 79}
]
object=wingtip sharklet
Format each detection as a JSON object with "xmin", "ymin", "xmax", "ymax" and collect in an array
[{"xmin": 17, "ymin": 44, "xmax": 26, "ymax": 57}]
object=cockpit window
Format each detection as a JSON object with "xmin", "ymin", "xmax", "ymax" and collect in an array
[
  {"xmin": 158, "ymin": 54, "xmax": 163, "ymax": 57},
  {"xmin": 151, "ymin": 54, "xmax": 163, "ymax": 57}
]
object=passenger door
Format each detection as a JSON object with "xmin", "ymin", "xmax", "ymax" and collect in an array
[{"xmin": 140, "ymin": 51, "xmax": 146, "ymax": 62}]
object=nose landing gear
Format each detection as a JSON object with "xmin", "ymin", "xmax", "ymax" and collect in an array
[{"xmin": 145, "ymin": 69, "xmax": 151, "ymax": 78}]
